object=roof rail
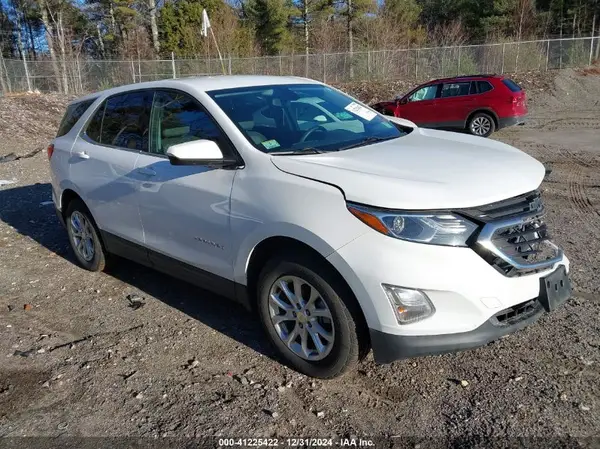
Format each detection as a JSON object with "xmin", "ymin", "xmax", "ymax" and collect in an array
[{"xmin": 440, "ymin": 74, "xmax": 498, "ymax": 79}]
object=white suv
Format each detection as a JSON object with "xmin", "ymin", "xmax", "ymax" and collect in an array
[{"xmin": 49, "ymin": 76, "xmax": 571, "ymax": 378}]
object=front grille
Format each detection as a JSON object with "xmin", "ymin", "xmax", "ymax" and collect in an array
[
  {"xmin": 491, "ymin": 298, "xmax": 542, "ymax": 326},
  {"xmin": 462, "ymin": 190, "xmax": 562, "ymax": 277},
  {"xmin": 461, "ymin": 190, "xmax": 543, "ymax": 222}
]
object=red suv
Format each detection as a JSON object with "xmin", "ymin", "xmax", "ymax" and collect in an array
[{"xmin": 371, "ymin": 75, "xmax": 527, "ymax": 137}]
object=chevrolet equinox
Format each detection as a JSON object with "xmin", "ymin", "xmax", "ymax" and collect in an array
[{"xmin": 49, "ymin": 76, "xmax": 571, "ymax": 378}]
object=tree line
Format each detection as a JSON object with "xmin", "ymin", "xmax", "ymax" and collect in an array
[{"xmin": 0, "ymin": 0, "xmax": 598, "ymax": 63}]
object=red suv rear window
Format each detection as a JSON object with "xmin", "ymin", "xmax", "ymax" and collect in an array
[{"xmin": 502, "ymin": 79, "xmax": 522, "ymax": 92}]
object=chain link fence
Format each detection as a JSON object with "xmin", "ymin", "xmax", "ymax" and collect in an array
[{"xmin": 1, "ymin": 36, "xmax": 598, "ymax": 95}]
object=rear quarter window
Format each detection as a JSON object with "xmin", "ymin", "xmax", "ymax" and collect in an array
[
  {"xmin": 477, "ymin": 81, "xmax": 493, "ymax": 93},
  {"xmin": 502, "ymin": 79, "xmax": 522, "ymax": 92},
  {"xmin": 57, "ymin": 99, "xmax": 96, "ymax": 137}
]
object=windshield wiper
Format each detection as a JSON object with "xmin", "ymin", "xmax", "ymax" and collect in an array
[
  {"xmin": 270, "ymin": 147, "xmax": 326, "ymax": 156},
  {"xmin": 337, "ymin": 136, "xmax": 395, "ymax": 151}
]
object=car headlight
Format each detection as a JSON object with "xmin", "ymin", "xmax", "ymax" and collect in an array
[{"xmin": 347, "ymin": 203, "xmax": 478, "ymax": 246}]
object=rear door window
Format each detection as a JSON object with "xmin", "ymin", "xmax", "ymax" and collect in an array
[
  {"xmin": 440, "ymin": 82, "xmax": 471, "ymax": 98},
  {"xmin": 57, "ymin": 99, "xmax": 95, "ymax": 137},
  {"xmin": 100, "ymin": 91, "xmax": 152, "ymax": 151},
  {"xmin": 502, "ymin": 79, "xmax": 522, "ymax": 92}
]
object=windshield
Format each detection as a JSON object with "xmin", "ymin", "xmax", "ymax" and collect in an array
[{"xmin": 208, "ymin": 84, "xmax": 407, "ymax": 154}]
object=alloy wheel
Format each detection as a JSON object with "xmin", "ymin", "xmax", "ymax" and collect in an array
[
  {"xmin": 70, "ymin": 211, "xmax": 95, "ymax": 262},
  {"xmin": 471, "ymin": 116, "xmax": 492, "ymax": 136},
  {"xmin": 268, "ymin": 275, "xmax": 335, "ymax": 361}
]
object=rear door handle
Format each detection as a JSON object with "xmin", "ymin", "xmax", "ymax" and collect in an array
[
  {"xmin": 75, "ymin": 151, "xmax": 89, "ymax": 160},
  {"xmin": 136, "ymin": 167, "xmax": 156, "ymax": 177}
]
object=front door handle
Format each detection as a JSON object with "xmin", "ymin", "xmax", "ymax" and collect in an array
[
  {"xmin": 136, "ymin": 167, "xmax": 156, "ymax": 177},
  {"xmin": 75, "ymin": 151, "xmax": 89, "ymax": 160}
]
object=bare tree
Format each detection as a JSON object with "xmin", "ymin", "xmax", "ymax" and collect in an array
[
  {"xmin": 148, "ymin": 0, "xmax": 160, "ymax": 54},
  {"xmin": 515, "ymin": 0, "xmax": 536, "ymax": 72},
  {"xmin": 96, "ymin": 22, "xmax": 106, "ymax": 57},
  {"xmin": 48, "ymin": 4, "xmax": 69, "ymax": 94},
  {"xmin": 39, "ymin": 0, "xmax": 62, "ymax": 92},
  {"xmin": 0, "ymin": 41, "xmax": 9, "ymax": 93},
  {"xmin": 12, "ymin": 2, "xmax": 32, "ymax": 91}
]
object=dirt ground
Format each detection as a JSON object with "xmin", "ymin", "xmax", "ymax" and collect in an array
[{"xmin": 0, "ymin": 69, "xmax": 599, "ymax": 447}]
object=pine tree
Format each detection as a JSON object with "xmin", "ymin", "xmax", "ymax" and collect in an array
[
  {"xmin": 382, "ymin": 0, "xmax": 421, "ymax": 26},
  {"xmin": 336, "ymin": 0, "xmax": 374, "ymax": 52},
  {"xmin": 245, "ymin": 0, "xmax": 294, "ymax": 55}
]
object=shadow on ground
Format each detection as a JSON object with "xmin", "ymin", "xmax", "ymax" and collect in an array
[{"xmin": 0, "ymin": 182, "xmax": 276, "ymax": 361}]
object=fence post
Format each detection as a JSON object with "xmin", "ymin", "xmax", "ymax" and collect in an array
[
  {"xmin": 279, "ymin": 55, "xmax": 282, "ymax": 75},
  {"xmin": 441, "ymin": 48, "xmax": 445, "ymax": 77},
  {"xmin": 559, "ymin": 39, "xmax": 563, "ymax": 69},
  {"xmin": 589, "ymin": 16, "xmax": 596, "ymax": 66},
  {"xmin": 76, "ymin": 56, "xmax": 83, "ymax": 93},
  {"xmin": 415, "ymin": 49, "xmax": 419, "ymax": 80},
  {"xmin": 501, "ymin": 43, "xmax": 506, "ymax": 73},
  {"xmin": 457, "ymin": 46, "xmax": 461, "ymax": 75},
  {"xmin": 322, "ymin": 53, "xmax": 326, "ymax": 82},
  {"xmin": 0, "ymin": 52, "xmax": 7, "ymax": 94},
  {"xmin": 171, "ymin": 52, "xmax": 176, "ymax": 78},
  {"xmin": 546, "ymin": 40, "xmax": 550, "ymax": 71},
  {"xmin": 229, "ymin": 57, "xmax": 232, "ymax": 75},
  {"xmin": 21, "ymin": 53, "xmax": 32, "ymax": 92},
  {"xmin": 367, "ymin": 50, "xmax": 371, "ymax": 78},
  {"xmin": 130, "ymin": 60, "xmax": 135, "ymax": 83},
  {"xmin": 305, "ymin": 53, "xmax": 309, "ymax": 78}
]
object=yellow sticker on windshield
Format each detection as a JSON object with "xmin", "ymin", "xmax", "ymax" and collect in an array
[
  {"xmin": 261, "ymin": 139, "xmax": 280, "ymax": 150},
  {"xmin": 335, "ymin": 111, "xmax": 354, "ymax": 120}
]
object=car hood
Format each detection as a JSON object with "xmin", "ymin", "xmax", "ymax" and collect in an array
[{"xmin": 270, "ymin": 128, "xmax": 545, "ymax": 210}]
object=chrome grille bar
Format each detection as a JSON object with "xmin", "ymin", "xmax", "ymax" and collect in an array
[{"xmin": 477, "ymin": 212, "xmax": 563, "ymax": 272}]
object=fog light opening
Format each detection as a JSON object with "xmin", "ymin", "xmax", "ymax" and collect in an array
[{"xmin": 382, "ymin": 284, "xmax": 435, "ymax": 324}]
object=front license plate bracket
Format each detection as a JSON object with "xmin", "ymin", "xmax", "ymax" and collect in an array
[{"xmin": 539, "ymin": 265, "xmax": 571, "ymax": 312}]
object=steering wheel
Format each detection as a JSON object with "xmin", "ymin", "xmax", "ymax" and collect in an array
[{"xmin": 300, "ymin": 125, "xmax": 327, "ymax": 143}]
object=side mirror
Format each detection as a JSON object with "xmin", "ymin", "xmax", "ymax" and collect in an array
[
  {"xmin": 399, "ymin": 98, "xmax": 408, "ymax": 105},
  {"xmin": 166, "ymin": 140, "xmax": 237, "ymax": 167},
  {"xmin": 313, "ymin": 115, "xmax": 328, "ymax": 123}
]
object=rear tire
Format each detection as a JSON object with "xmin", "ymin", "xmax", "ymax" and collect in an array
[
  {"xmin": 257, "ymin": 254, "xmax": 364, "ymax": 378},
  {"xmin": 467, "ymin": 112, "xmax": 495, "ymax": 137},
  {"xmin": 65, "ymin": 199, "xmax": 107, "ymax": 272}
]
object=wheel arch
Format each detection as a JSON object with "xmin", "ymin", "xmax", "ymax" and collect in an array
[
  {"xmin": 60, "ymin": 188, "xmax": 83, "ymax": 220},
  {"xmin": 465, "ymin": 108, "xmax": 499, "ymax": 129},
  {"xmin": 244, "ymin": 235, "xmax": 370, "ymax": 354},
  {"xmin": 60, "ymin": 188, "xmax": 108, "ymax": 251}
]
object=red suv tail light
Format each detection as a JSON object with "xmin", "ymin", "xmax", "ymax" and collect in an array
[
  {"xmin": 47, "ymin": 143, "xmax": 54, "ymax": 160},
  {"xmin": 510, "ymin": 96, "xmax": 525, "ymax": 106}
]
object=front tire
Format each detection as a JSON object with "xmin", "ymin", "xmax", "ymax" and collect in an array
[
  {"xmin": 257, "ymin": 254, "xmax": 364, "ymax": 378},
  {"xmin": 468, "ymin": 112, "xmax": 495, "ymax": 137},
  {"xmin": 65, "ymin": 199, "xmax": 107, "ymax": 272}
]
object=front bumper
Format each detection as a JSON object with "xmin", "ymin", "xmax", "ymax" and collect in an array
[
  {"xmin": 370, "ymin": 265, "xmax": 570, "ymax": 363},
  {"xmin": 326, "ymin": 227, "xmax": 570, "ymax": 362}
]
